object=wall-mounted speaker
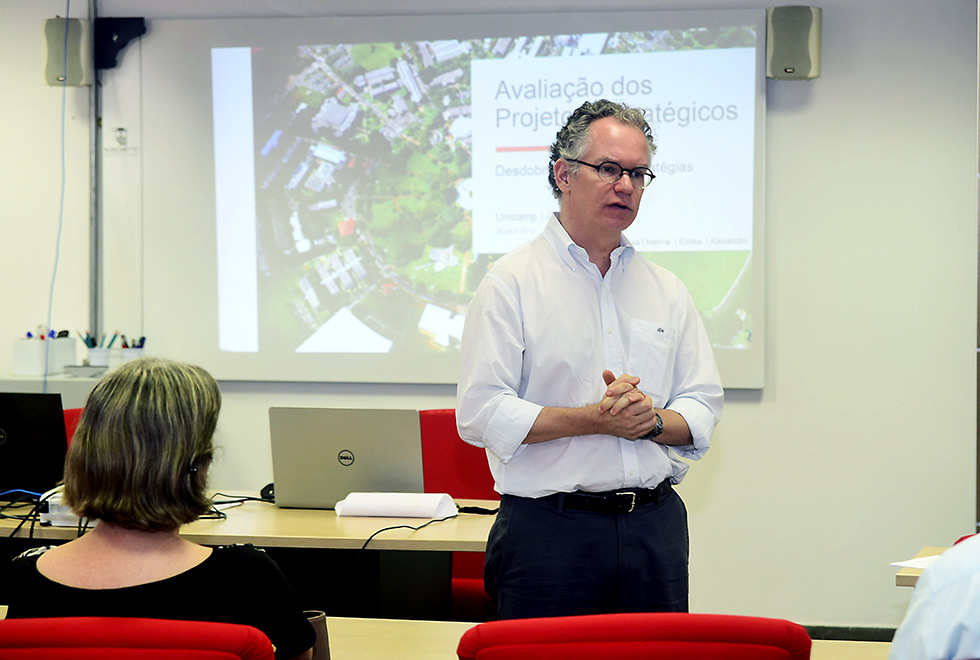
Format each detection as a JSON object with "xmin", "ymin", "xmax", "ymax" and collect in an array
[
  {"xmin": 766, "ymin": 6, "xmax": 822, "ymax": 80},
  {"xmin": 44, "ymin": 18, "xmax": 93, "ymax": 86}
]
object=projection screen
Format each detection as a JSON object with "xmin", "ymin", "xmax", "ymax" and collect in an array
[{"xmin": 139, "ymin": 9, "xmax": 766, "ymax": 387}]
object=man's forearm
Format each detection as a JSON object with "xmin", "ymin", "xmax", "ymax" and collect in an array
[
  {"xmin": 652, "ymin": 408, "xmax": 693, "ymax": 446},
  {"xmin": 524, "ymin": 403, "xmax": 693, "ymax": 446},
  {"xmin": 523, "ymin": 405, "xmax": 605, "ymax": 444}
]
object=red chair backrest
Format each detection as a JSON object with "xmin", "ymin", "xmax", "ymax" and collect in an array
[
  {"xmin": 420, "ymin": 409, "xmax": 498, "ymax": 590},
  {"xmin": 457, "ymin": 612, "xmax": 812, "ymax": 660},
  {"xmin": 420, "ymin": 409, "xmax": 498, "ymax": 500},
  {"xmin": 63, "ymin": 407, "xmax": 84, "ymax": 447},
  {"xmin": 0, "ymin": 617, "xmax": 275, "ymax": 660}
]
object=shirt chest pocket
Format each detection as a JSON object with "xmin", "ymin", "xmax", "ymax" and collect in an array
[{"xmin": 627, "ymin": 319, "xmax": 676, "ymax": 407}]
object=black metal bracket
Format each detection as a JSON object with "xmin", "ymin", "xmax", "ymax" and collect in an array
[{"xmin": 94, "ymin": 17, "xmax": 146, "ymax": 70}]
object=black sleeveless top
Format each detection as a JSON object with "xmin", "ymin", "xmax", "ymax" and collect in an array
[{"xmin": 6, "ymin": 544, "xmax": 315, "ymax": 659}]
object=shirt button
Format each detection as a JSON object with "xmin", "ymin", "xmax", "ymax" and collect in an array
[
  {"xmin": 607, "ymin": 327, "xmax": 613, "ymax": 334},
  {"xmin": 629, "ymin": 470, "xmax": 636, "ymax": 476}
]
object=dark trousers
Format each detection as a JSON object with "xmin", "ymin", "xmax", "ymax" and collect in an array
[{"xmin": 484, "ymin": 484, "xmax": 689, "ymax": 620}]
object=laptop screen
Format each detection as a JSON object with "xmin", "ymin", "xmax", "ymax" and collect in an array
[{"xmin": 0, "ymin": 392, "xmax": 68, "ymax": 500}]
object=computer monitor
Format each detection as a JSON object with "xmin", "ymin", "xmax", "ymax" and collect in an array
[{"xmin": 0, "ymin": 392, "xmax": 68, "ymax": 500}]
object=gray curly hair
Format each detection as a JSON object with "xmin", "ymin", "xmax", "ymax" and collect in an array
[{"xmin": 548, "ymin": 99, "xmax": 656, "ymax": 199}]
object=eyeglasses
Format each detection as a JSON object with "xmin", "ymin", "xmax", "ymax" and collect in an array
[{"xmin": 567, "ymin": 159, "xmax": 656, "ymax": 189}]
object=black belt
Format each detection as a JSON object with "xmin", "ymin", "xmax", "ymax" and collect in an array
[{"xmin": 537, "ymin": 480, "xmax": 672, "ymax": 515}]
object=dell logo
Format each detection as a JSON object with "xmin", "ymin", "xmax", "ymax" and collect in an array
[
  {"xmin": 0, "ymin": 428, "xmax": 6, "ymax": 445},
  {"xmin": 337, "ymin": 449, "xmax": 355, "ymax": 466}
]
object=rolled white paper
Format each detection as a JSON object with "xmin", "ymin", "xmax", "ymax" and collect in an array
[{"xmin": 335, "ymin": 492, "xmax": 457, "ymax": 518}]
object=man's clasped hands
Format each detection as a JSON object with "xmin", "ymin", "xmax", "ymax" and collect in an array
[{"xmin": 597, "ymin": 369, "xmax": 659, "ymax": 440}]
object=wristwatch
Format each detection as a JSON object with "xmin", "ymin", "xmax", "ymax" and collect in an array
[{"xmin": 640, "ymin": 412, "xmax": 664, "ymax": 440}]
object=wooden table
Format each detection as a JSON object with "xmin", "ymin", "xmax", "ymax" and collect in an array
[
  {"xmin": 0, "ymin": 497, "xmax": 497, "ymax": 551},
  {"xmin": 894, "ymin": 546, "xmax": 946, "ymax": 587},
  {"xmin": 0, "ymin": 498, "xmax": 497, "ymax": 620},
  {"xmin": 322, "ymin": 617, "xmax": 891, "ymax": 660},
  {"xmin": 327, "ymin": 617, "xmax": 474, "ymax": 659},
  {"xmin": 187, "ymin": 497, "xmax": 494, "ymax": 550},
  {"xmin": 810, "ymin": 639, "xmax": 891, "ymax": 660}
]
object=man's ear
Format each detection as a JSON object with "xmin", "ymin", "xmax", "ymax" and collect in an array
[{"xmin": 554, "ymin": 159, "xmax": 571, "ymax": 191}]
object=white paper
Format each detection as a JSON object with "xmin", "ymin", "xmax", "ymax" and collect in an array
[
  {"xmin": 890, "ymin": 555, "xmax": 942, "ymax": 569},
  {"xmin": 335, "ymin": 492, "xmax": 457, "ymax": 518}
]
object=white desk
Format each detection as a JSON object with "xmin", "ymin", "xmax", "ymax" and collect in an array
[{"xmin": 0, "ymin": 376, "xmax": 97, "ymax": 409}]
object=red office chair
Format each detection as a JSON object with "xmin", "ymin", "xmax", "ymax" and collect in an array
[
  {"xmin": 0, "ymin": 617, "xmax": 275, "ymax": 659},
  {"xmin": 457, "ymin": 612, "xmax": 812, "ymax": 660},
  {"xmin": 420, "ymin": 408, "xmax": 499, "ymax": 622},
  {"xmin": 63, "ymin": 407, "xmax": 83, "ymax": 447}
]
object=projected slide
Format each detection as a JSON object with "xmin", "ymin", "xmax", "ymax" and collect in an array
[{"xmin": 211, "ymin": 25, "xmax": 759, "ymax": 365}]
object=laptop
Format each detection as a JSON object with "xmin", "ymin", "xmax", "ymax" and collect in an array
[
  {"xmin": 268, "ymin": 407, "xmax": 424, "ymax": 509},
  {"xmin": 0, "ymin": 392, "xmax": 68, "ymax": 500}
]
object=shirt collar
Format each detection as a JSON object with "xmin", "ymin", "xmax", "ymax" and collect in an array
[{"xmin": 545, "ymin": 212, "xmax": 636, "ymax": 273}]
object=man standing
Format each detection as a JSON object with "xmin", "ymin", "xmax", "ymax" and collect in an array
[{"xmin": 456, "ymin": 99, "xmax": 723, "ymax": 619}]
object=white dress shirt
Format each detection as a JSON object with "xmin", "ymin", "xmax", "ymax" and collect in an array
[
  {"xmin": 889, "ymin": 534, "xmax": 980, "ymax": 660},
  {"xmin": 457, "ymin": 214, "xmax": 723, "ymax": 498}
]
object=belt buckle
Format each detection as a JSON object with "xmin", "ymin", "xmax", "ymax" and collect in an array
[{"xmin": 614, "ymin": 491, "xmax": 636, "ymax": 513}]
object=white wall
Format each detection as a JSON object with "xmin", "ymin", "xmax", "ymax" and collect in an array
[
  {"xmin": 1, "ymin": 0, "xmax": 976, "ymax": 630},
  {"xmin": 0, "ymin": 1, "xmax": 91, "ymax": 370}
]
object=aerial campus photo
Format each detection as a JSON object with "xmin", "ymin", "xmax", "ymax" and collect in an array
[{"xmin": 247, "ymin": 26, "xmax": 756, "ymax": 357}]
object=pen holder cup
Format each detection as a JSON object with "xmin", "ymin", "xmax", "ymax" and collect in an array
[
  {"xmin": 87, "ymin": 347, "xmax": 110, "ymax": 367},
  {"xmin": 305, "ymin": 610, "xmax": 330, "ymax": 660},
  {"xmin": 13, "ymin": 337, "xmax": 77, "ymax": 376},
  {"xmin": 120, "ymin": 348, "xmax": 144, "ymax": 363}
]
